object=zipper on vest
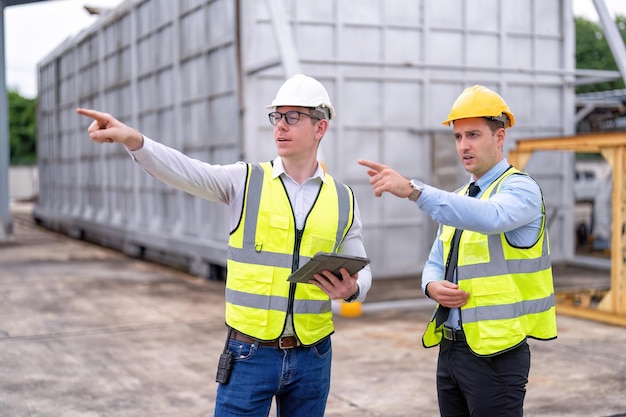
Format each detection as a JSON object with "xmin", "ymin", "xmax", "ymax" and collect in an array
[{"xmin": 287, "ymin": 228, "xmax": 304, "ymax": 319}]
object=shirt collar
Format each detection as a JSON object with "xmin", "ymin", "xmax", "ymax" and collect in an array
[
  {"xmin": 272, "ymin": 157, "xmax": 327, "ymax": 183},
  {"xmin": 470, "ymin": 159, "xmax": 510, "ymax": 190}
]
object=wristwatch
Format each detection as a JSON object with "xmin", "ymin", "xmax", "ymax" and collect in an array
[{"xmin": 408, "ymin": 179, "xmax": 424, "ymax": 201}]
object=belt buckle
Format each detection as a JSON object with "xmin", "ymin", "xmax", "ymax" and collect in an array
[
  {"xmin": 443, "ymin": 327, "xmax": 465, "ymax": 342},
  {"xmin": 278, "ymin": 336, "xmax": 298, "ymax": 349}
]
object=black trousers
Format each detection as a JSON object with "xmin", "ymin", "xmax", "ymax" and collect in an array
[{"xmin": 436, "ymin": 338, "xmax": 530, "ymax": 417}]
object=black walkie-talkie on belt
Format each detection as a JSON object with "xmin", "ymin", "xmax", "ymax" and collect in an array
[{"xmin": 215, "ymin": 327, "xmax": 234, "ymax": 384}]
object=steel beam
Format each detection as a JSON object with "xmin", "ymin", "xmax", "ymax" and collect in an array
[
  {"xmin": 0, "ymin": 0, "xmax": 54, "ymax": 241},
  {"xmin": 0, "ymin": 2, "xmax": 13, "ymax": 242},
  {"xmin": 593, "ymin": 0, "xmax": 626, "ymax": 86}
]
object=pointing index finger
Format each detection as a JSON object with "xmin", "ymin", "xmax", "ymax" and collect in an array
[
  {"xmin": 358, "ymin": 159, "xmax": 386, "ymax": 172},
  {"xmin": 76, "ymin": 108, "xmax": 108, "ymax": 123}
]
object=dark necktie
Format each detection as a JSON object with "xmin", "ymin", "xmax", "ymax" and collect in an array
[
  {"xmin": 434, "ymin": 182, "xmax": 480, "ymax": 327},
  {"xmin": 468, "ymin": 182, "xmax": 480, "ymax": 198}
]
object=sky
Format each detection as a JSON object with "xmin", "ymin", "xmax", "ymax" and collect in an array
[
  {"xmin": 3, "ymin": 0, "xmax": 626, "ymax": 99},
  {"xmin": 4, "ymin": 0, "xmax": 125, "ymax": 98}
]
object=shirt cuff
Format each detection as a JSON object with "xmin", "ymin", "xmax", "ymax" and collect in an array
[{"xmin": 127, "ymin": 135, "xmax": 152, "ymax": 161}]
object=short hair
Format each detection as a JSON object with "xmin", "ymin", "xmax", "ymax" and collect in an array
[
  {"xmin": 310, "ymin": 108, "xmax": 327, "ymax": 121},
  {"xmin": 484, "ymin": 117, "xmax": 506, "ymax": 133}
]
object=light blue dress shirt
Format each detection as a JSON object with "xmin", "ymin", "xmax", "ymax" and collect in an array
[{"xmin": 417, "ymin": 159, "xmax": 544, "ymax": 329}]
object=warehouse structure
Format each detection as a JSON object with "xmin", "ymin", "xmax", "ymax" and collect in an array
[
  {"xmin": 29, "ymin": 0, "xmax": 626, "ymax": 289},
  {"xmin": 32, "ymin": 0, "xmax": 576, "ymax": 279}
]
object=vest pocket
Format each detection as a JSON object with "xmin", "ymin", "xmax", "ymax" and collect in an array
[
  {"xmin": 439, "ymin": 227, "xmax": 454, "ymax": 244},
  {"xmin": 259, "ymin": 212, "xmax": 291, "ymax": 252},
  {"xmin": 459, "ymin": 234, "xmax": 490, "ymax": 265},
  {"xmin": 470, "ymin": 276, "xmax": 515, "ymax": 300},
  {"xmin": 477, "ymin": 318, "xmax": 523, "ymax": 340},
  {"xmin": 306, "ymin": 236, "xmax": 336, "ymax": 254},
  {"xmin": 464, "ymin": 276, "xmax": 518, "ymax": 313}
]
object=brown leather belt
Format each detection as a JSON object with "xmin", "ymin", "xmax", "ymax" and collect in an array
[{"xmin": 231, "ymin": 330, "xmax": 301, "ymax": 349}]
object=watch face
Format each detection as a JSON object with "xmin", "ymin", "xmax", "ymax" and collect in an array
[
  {"xmin": 408, "ymin": 180, "xmax": 422, "ymax": 201},
  {"xmin": 410, "ymin": 180, "xmax": 423, "ymax": 192}
]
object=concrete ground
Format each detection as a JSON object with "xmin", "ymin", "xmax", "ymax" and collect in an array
[{"xmin": 1, "ymin": 204, "xmax": 626, "ymax": 417}]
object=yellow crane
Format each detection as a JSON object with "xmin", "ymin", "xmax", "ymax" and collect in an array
[{"xmin": 509, "ymin": 131, "xmax": 626, "ymax": 326}]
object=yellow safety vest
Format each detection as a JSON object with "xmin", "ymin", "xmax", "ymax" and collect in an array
[
  {"xmin": 423, "ymin": 168, "xmax": 557, "ymax": 356},
  {"xmin": 226, "ymin": 162, "xmax": 355, "ymax": 345}
]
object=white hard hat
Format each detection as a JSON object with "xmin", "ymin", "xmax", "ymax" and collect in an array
[{"xmin": 266, "ymin": 74, "xmax": 336, "ymax": 120}]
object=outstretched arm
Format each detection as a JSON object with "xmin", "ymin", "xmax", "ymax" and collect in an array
[{"xmin": 76, "ymin": 108, "xmax": 144, "ymax": 151}]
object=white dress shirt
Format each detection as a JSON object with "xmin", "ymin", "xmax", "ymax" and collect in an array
[{"xmin": 129, "ymin": 137, "xmax": 372, "ymax": 302}]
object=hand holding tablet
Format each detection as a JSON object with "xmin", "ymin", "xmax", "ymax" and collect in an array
[{"xmin": 287, "ymin": 252, "xmax": 370, "ymax": 283}]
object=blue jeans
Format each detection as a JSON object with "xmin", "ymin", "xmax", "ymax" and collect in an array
[{"xmin": 214, "ymin": 336, "xmax": 332, "ymax": 417}]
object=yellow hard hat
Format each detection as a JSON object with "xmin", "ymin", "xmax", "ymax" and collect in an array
[{"xmin": 442, "ymin": 85, "xmax": 515, "ymax": 128}]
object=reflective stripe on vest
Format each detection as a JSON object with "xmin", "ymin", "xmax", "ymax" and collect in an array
[
  {"xmin": 422, "ymin": 168, "xmax": 557, "ymax": 355},
  {"xmin": 457, "ymin": 232, "xmax": 554, "ymax": 325},
  {"xmin": 226, "ymin": 162, "xmax": 354, "ymax": 344},
  {"xmin": 224, "ymin": 288, "xmax": 332, "ymax": 314}
]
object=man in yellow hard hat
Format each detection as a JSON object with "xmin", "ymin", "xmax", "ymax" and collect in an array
[
  {"xmin": 359, "ymin": 85, "xmax": 556, "ymax": 417},
  {"xmin": 77, "ymin": 73, "xmax": 372, "ymax": 417}
]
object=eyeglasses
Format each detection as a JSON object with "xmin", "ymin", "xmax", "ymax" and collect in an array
[{"xmin": 268, "ymin": 111, "xmax": 320, "ymax": 126}]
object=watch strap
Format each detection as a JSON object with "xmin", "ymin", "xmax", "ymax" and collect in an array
[
  {"xmin": 344, "ymin": 285, "xmax": 360, "ymax": 303},
  {"xmin": 408, "ymin": 180, "xmax": 423, "ymax": 201}
]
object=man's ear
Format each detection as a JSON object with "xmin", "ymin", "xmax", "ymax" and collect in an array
[
  {"xmin": 316, "ymin": 119, "xmax": 329, "ymax": 139},
  {"xmin": 496, "ymin": 127, "xmax": 506, "ymax": 147}
]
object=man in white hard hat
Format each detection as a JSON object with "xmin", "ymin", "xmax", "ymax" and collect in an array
[
  {"xmin": 77, "ymin": 74, "xmax": 371, "ymax": 417},
  {"xmin": 359, "ymin": 85, "xmax": 556, "ymax": 417}
]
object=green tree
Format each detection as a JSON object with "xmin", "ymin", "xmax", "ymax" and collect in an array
[
  {"xmin": 575, "ymin": 15, "xmax": 626, "ymax": 93},
  {"xmin": 8, "ymin": 90, "xmax": 37, "ymax": 165}
]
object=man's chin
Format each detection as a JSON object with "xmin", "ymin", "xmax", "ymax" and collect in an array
[{"xmin": 462, "ymin": 161, "xmax": 475, "ymax": 172}]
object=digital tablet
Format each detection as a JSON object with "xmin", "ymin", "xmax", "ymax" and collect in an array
[{"xmin": 287, "ymin": 252, "xmax": 370, "ymax": 283}]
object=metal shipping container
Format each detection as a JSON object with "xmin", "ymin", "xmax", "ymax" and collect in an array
[{"xmin": 35, "ymin": 0, "xmax": 576, "ymax": 279}]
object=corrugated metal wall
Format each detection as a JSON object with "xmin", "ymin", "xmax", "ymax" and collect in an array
[{"xmin": 34, "ymin": 0, "xmax": 575, "ymax": 279}]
